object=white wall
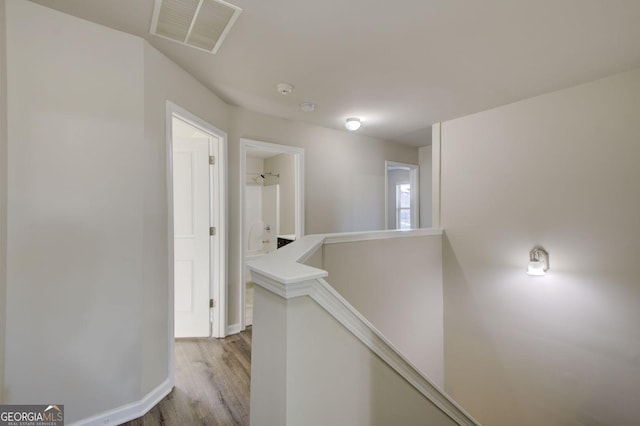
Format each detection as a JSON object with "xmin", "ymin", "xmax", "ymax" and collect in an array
[
  {"xmin": 0, "ymin": 0, "xmax": 7, "ymax": 403},
  {"xmin": 419, "ymin": 145, "xmax": 432, "ymax": 227},
  {"xmin": 245, "ymin": 156, "xmax": 264, "ymax": 185},
  {"xmin": 323, "ymin": 235, "xmax": 444, "ymax": 387},
  {"xmin": 440, "ymin": 68, "xmax": 640, "ymax": 425},
  {"xmin": 3, "ymin": 1, "xmax": 231, "ymax": 421},
  {"xmin": 5, "ymin": 1, "xmax": 144, "ymax": 420},
  {"xmin": 226, "ymin": 106, "xmax": 419, "ymax": 328}
]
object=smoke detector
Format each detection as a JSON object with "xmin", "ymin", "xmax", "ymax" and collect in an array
[
  {"xmin": 276, "ymin": 83, "xmax": 294, "ymax": 95},
  {"xmin": 150, "ymin": 0, "xmax": 242, "ymax": 54}
]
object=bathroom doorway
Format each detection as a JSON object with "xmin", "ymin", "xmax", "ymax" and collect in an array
[{"xmin": 240, "ymin": 139, "xmax": 304, "ymax": 329}]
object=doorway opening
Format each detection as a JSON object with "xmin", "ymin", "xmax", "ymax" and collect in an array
[
  {"xmin": 167, "ymin": 102, "xmax": 227, "ymax": 341},
  {"xmin": 239, "ymin": 139, "xmax": 304, "ymax": 330},
  {"xmin": 385, "ymin": 161, "xmax": 420, "ymax": 229}
]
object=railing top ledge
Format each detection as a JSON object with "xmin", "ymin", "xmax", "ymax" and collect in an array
[
  {"xmin": 246, "ymin": 228, "xmax": 443, "ymax": 286},
  {"xmin": 246, "ymin": 235, "xmax": 327, "ymax": 285},
  {"xmin": 322, "ymin": 227, "xmax": 443, "ymax": 244}
]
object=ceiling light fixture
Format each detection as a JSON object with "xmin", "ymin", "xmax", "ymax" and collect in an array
[
  {"xmin": 527, "ymin": 247, "xmax": 549, "ymax": 276},
  {"xmin": 345, "ymin": 117, "xmax": 362, "ymax": 131},
  {"xmin": 301, "ymin": 102, "xmax": 316, "ymax": 112},
  {"xmin": 276, "ymin": 83, "xmax": 293, "ymax": 95}
]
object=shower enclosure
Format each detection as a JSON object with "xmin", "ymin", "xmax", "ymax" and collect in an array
[{"xmin": 245, "ymin": 171, "xmax": 280, "ymax": 255}]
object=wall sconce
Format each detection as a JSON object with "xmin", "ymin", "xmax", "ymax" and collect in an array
[{"xmin": 527, "ymin": 247, "xmax": 549, "ymax": 276}]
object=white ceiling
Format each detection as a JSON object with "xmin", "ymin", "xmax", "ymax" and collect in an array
[{"xmin": 29, "ymin": 0, "xmax": 640, "ymax": 147}]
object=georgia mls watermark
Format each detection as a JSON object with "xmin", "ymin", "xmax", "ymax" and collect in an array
[{"xmin": 0, "ymin": 405, "xmax": 64, "ymax": 426}]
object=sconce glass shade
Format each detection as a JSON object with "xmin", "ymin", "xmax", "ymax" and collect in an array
[
  {"xmin": 527, "ymin": 260, "xmax": 546, "ymax": 276},
  {"xmin": 527, "ymin": 247, "xmax": 549, "ymax": 276}
]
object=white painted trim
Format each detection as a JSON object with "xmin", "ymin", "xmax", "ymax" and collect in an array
[
  {"xmin": 294, "ymin": 236, "xmax": 325, "ymax": 264},
  {"xmin": 164, "ymin": 103, "xmax": 176, "ymax": 388},
  {"xmin": 410, "ymin": 163, "xmax": 420, "ymax": 228},
  {"xmin": 384, "ymin": 162, "xmax": 389, "ymax": 229},
  {"xmin": 69, "ymin": 378, "xmax": 173, "ymax": 426},
  {"xmin": 432, "ymin": 123, "xmax": 442, "ymax": 228},
  {"xmin": 246, "ymin": 235, "xmax": 326, "ymax": 285},
  {"xmin": 246, "ymin": 231, "xmax": 442, "ymax": 284},
  {"xmin": 210, "ymin": 0, "xmax": 243, "ymax": 55},
  {"xmin": 248, "ymin": 271, "xmax": 318, "ymax": 299},
  {"xmin": 250, "ymin": 272, "xmax": 287, "ymax": 298},
  {"xmin": 226, "ymin": 322, "xmax": 242, "ymax": 336},
  {"xmin": 239, "ymin": 138, "xmax": 305, "ymax": 331},
  {"xmin": 309, "ymin": 278, "xmax": 476, "ymax": 426},
  {"xmin": 218, "ymin": 129, "xmax": 229, "ymax": 338},
  {"xmin": 322, "ymin": 228, "xmax": 442, "ymax": 245},
  {"xmin": 167, "ymin": 101, "xmax": 228, "ymax": 340},
  {"xmin": 150, "ymin": 0, "xmax": 162, "ymax": 41}
]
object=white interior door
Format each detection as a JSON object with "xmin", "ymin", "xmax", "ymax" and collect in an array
[{"xmin": 173, "ymin": 137, "xmax": 210, "ymax": 337}]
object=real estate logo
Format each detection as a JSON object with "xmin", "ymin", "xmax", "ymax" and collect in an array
[{"xmin": 0, "ymin": 404, "xmax": 64, "ymax": 426}]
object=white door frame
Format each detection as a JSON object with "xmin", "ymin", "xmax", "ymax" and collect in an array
[
  {"xmin": 239, "ymin": 138, "xmax": 304, "ymax": 331},
  {"xmin": 384, "ymin": 161, "xmax": 420, "ymax": 229},
  {"xmin": 166, "ymin": 101, "xmax": 228, "ymax": 344}
]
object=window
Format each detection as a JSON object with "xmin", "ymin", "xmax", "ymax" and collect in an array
[
  {"xmin": 385, "ymin": 161, "xmax": 419, "ymax": 230},
  {"xmin": 396, "ymin": 183, "xmax": 411, "ymax": 230}
]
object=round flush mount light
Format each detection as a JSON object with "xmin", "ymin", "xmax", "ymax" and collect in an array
[
  {"xmin": 345, "ymin": 117, "xmax": 362, "ymax": 131},
  {"xmin": 276, "ymin": 83, "xmax": 294, "ymax": 95},
  {"xmin": 300, "ymin": 102, "xmax": 316, "ymax": 112}
]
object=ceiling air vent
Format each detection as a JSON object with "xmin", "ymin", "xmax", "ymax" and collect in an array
[{"xmin": 150, "ymin": 0, "xmax": 242, "ymax": 54}]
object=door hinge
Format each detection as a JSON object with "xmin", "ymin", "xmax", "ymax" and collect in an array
[
  {"xmin": 209, "ymin": 156, "xmax": 215, "ymax": 165},
  {"xmin": 210, "ymin": 227, "xmax": 216, "ymax": 236},
  {"xmin": 210, "ymin": 298, "xmax": 215, "ymax": 308}
]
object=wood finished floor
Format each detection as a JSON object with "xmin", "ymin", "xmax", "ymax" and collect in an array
[{"xmin": 124, "ymin": 328, "xmax": 251, "ymax": 426}]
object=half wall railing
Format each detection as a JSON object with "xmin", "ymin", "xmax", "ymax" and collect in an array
[{"xmin": 247, "ymin": 229, "xmax": 479, "ymax": 426}]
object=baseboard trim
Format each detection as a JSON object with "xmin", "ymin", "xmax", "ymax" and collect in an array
[
  {"xmin": 69, "ymin": 377, "xmax": 173, "ymax": 426},
  {"xmin": 226, "ymin": 323, "xmax": 241, "ymax": 335}
]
